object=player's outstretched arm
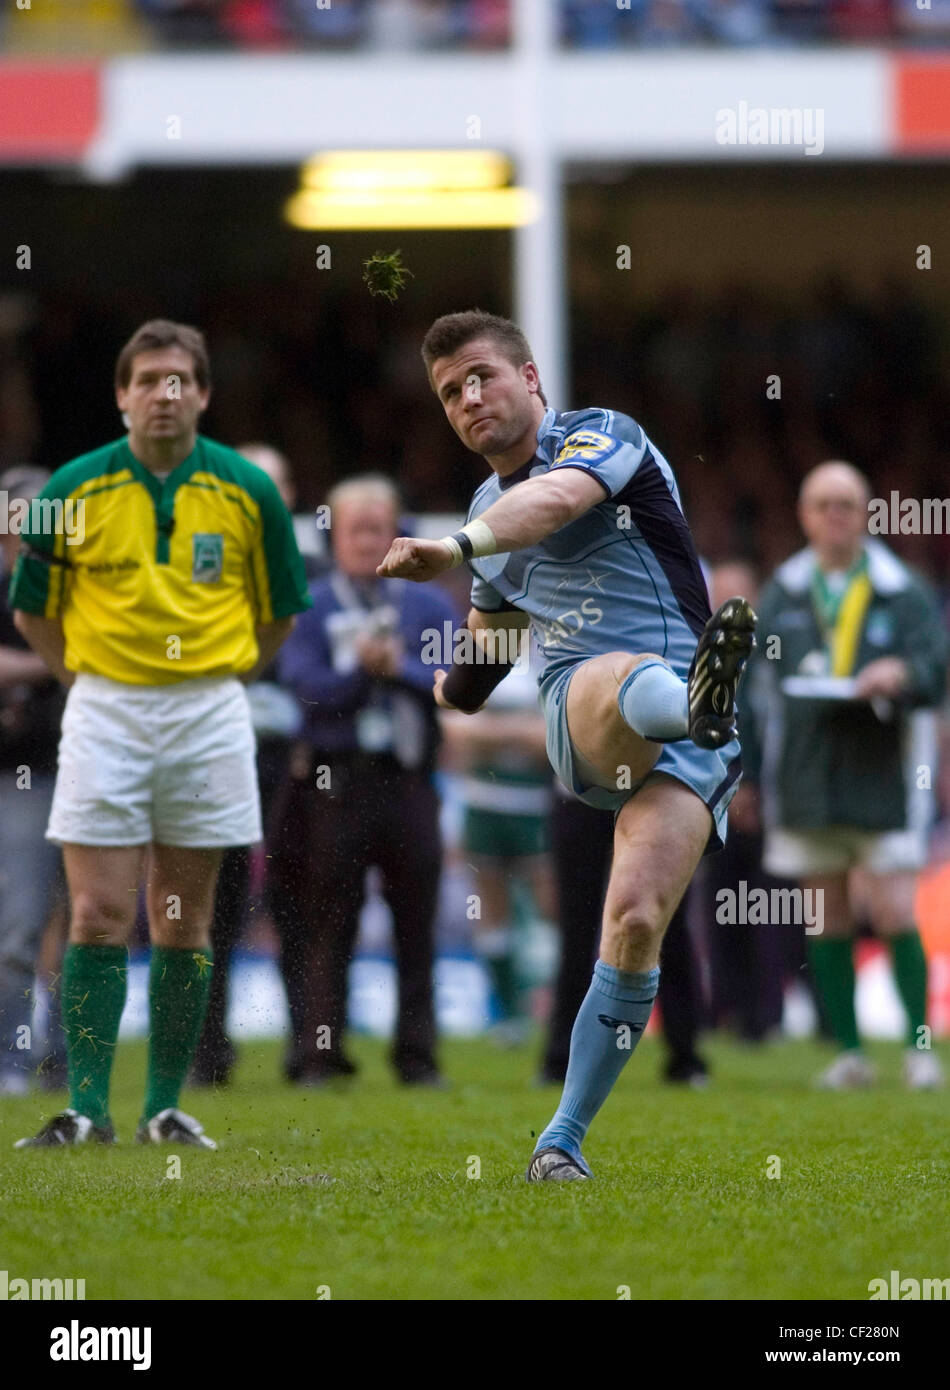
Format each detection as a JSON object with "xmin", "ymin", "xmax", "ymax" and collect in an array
[
  {"xmin": 377, "ymin": 468, "xmax": 606, "ymax": 581},
  {"xmin": 466, "ymin": 468, "xmax": 606, "ymax": 552}
]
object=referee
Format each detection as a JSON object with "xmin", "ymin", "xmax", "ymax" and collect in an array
[{"xmin": 11, "ymin": 319, "xmax": 310, "ymax": 1148}]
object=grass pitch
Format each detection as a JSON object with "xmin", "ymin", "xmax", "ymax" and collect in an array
[{"xmin": 2, "ymin": 1035, "xmax": 948, "ymax": 1301}]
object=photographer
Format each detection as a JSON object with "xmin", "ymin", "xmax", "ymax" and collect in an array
[{"xmin": 268, "ymin": 474, "xmax": 457, "ymax": 1086}]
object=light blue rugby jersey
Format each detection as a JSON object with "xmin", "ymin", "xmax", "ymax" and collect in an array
[{"xmin": 467, "ymin": 406, "xmax": 712, "ymax": 693}]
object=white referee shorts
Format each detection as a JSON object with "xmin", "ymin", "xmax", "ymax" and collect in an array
[
  {"xmin": 763, "ymin": 825, "xmax": 927, "ymax": 879},
  {"xmin": 47, "ymin": 673, "xmax": 262, "ymax": 849}
]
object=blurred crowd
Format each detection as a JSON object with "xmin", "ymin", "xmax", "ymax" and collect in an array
[
  {"xmin": 2, "ymin": 0, "xmax": 948, "ymax": 53},
  {"xmin": 2, "ymin": 274, "xmax": 948, "ymax": 591},
  {"xmin": 571, "ymin": 274, "xmax": 950, "ymax": 585},
  {"xmin": 561, "ymin": 0, "xmax": 950, "ymax": 46}
]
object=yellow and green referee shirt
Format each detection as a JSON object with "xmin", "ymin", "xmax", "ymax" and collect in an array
[{"xmin": 9, "ymin": 435, "xmax": 312, "ymax": 685}]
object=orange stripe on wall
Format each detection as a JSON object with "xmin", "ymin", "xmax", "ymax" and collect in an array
[
  {"xmin": 0, "ymin": 64, "xmax": 99, "ymax": 159},
  {"xmin": 895, "ymin": 56, "xmax": 950, "ymax": 153}
]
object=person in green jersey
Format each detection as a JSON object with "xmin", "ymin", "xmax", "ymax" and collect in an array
[{"xmin": 10, "ymin": 319, "xmax": 311, "ymax": 1148}]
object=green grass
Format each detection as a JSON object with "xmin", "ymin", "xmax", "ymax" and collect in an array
[{"xmin": 1, "ymin": 1036, "xmax": 948, "ymax": 1300}]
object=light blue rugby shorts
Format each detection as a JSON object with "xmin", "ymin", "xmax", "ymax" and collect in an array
[{"xmin": 538, "ymin": 659, "xmax": 742, "ymax": 853}]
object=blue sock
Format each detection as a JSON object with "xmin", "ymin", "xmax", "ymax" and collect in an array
[
  {"xmin": 618, "ymin": 660, "xmax": 688, "ymax": 741},
  {"xmin": 535, "ymin": 960, "xmax": 659, "ymax": 1170}
]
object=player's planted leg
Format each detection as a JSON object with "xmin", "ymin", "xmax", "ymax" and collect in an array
[
  {"xmin": 529, "ymin": 961, "xmax": 659, "ymax": 1180},
  {"xmin": 528, "ymin": 779, "xmax": 712, "ymax": 1181}
]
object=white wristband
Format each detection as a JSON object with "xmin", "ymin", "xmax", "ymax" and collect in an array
[
  {"xmin": 440, "ymin": 536, "xmax": 464, "ymax": 567},
  {"xmin": 438, "ymin": 519, "xmax": 499, "ymax": 568},
  {"xmin": 462, "ymin": 519, "xmax": 498, "ymax": 557}
]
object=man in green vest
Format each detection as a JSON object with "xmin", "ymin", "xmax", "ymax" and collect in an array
[{"xmin": 742, "ymin": 461, "xmax": 947, "ymax": 1088}]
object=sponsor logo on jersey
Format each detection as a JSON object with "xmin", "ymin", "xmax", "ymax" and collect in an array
[
  {"xmin": 538, "ymin": 596, "xmax": 604, "ymax": 650},
  {"xmin": 555, "ymin": 430, "xmax": 615, "ymax": 464}
]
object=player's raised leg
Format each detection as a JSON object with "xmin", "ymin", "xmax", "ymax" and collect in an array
[
  {"xmin": 558, "ymin": 598, "xmax": 757, "ymax": 800},
  {"xmin": 528, "ymin": 777, "xmax": 711, "ymax": 1180},
  {"xmin": 136, "ymin": 843, "xmax": 223, "ymax": 1148},
  {"xmin": 558, "ymin": 650, "xmax": 672, "ymax": 792},
  {"xmin": 15, "ymin": 844, "xmax": 145, "ymax": 1148}
]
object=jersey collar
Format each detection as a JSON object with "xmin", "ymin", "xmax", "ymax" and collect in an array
[
  {"xmin": 497, "ymin": 407, "xmax": 557, "ymax": 491},
  {"xmin": 123, "ymin": 437, "xmax": 201, "ymax": 501},
  {"xmin": 537, "ymin": 406, "xmax": 557, "ymax": 440}
]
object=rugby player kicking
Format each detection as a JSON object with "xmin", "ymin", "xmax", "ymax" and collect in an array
[
  {"xmin": 11, "ymin": 319, "xmax": 310, "ymax": 1149},
  {"xmin": 379, "ymin": 310, "xmax": 756, "ymax": 1181}
]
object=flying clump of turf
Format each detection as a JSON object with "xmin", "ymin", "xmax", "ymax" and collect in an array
[{"xmin": 362, "ymin": 250, "xmax": 414, "ymax": 302}]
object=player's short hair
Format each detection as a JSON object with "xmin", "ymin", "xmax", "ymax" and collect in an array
[
  {"xmin": 326, "ymin": 472, "xmax": 403, "ymax": 518},
  {"xmin": 115, "ymin": 319, "xmax": 211, "ymax": 391},
  {"xmin": 421, "ymin": 309, "xmax": 547, "ymax": 406}
]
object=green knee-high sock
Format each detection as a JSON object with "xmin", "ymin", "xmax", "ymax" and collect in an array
[
  {"xmin": 888, "ymin": 930, "xmax": 929, "ymax": 1047},
  {"xmin": 807, "ymin": 937, "xmax": 860, "ymax": 1052},
  {"xmin": 63, "ymin": 944, "xmax": 129, "ymax": 1127},
  {"xmin": 143, "ymin": 947, "xmax": 213, "ymax": 1123},
  {"xmin": 476, "ymin": 927, "xmax": 520, "ymax": 1020}
]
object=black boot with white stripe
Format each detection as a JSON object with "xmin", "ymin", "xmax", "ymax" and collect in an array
[
  {"xmin": 687, "ymin": 597, "xmax": 757, "ymax": 750},
  {"xmin": 14, "ymin": 1109, "xmax": 116, "ymax": 1149},
  {"xmin": 135, "ymin": 1107, "xmax": 217, "ymax": 1149}
]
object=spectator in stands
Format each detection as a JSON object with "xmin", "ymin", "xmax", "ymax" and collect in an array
[
  {"xmin": 220, "ymin": 1, "xmax": 288, "ymax": 48},
  {"xmin": 466, "ymin": 0, "xmax": 511, "ymax": 46},
  {"xmin": 895, "ymin": 0, "xmax": 950, "ymax": 43},
  {"xmin": 561, "ymin": 0, "xmax": 630, "ymax": 47},
  {"xmin": 696, "ymin": 0, "xmax": 771, "ymax": 43},
  {"xmin": 133, "ymin": 0, "xmax": 227, "ymax": 47},
  {"xmin": 769, "ymin": 0, "xmax": 828, "ymax": 42},
  {"xmin": 639, "ymin": 0, "xmax": 704, "ymax": 44},
  {"xmin": 742, "ymin": 460, "xmax": 947, "ymax": 1088},
  {"xmin": 268, "ymin": 474, "xmax": 457, "ymax": 1085},
  {"xmin": 0, "ymin": 467, "xmax": 67, "ymax": 1095},
  {"xmin": 829, "ymin": 0, "xmax": 893, "ymax": 42},
  {"xmin": 283, "ymin": 0, "xmax": 369, "ymax": 46}
]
